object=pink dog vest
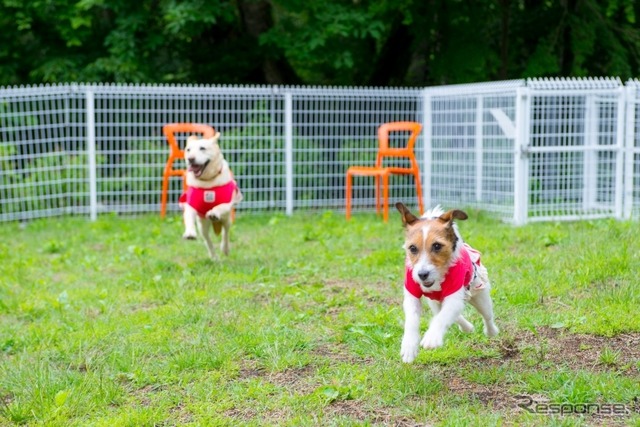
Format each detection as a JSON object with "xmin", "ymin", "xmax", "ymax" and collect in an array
[
  {"xmin": 179, "ymin": 181, "xmax": 238, "ymax": 217},
  {"xmin": 405, "ymin": 244, "xmax": 482, "ymax": 302}
]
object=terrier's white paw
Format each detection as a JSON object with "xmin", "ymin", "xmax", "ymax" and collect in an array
[
  {"xmin": 182, "ymin": 232, "xmax": 197, "ymax": 240},
  {"xmin": 400, "ymin": 336, "xmax": 420, "ymax": 363},
  {"xmin": 484, "ymin": 324, "xmax": 499, "ymax": 337},
  {"xmin": 458, "ymin": 321, "xmax": 475, "ymax": 333},
  {"xmin": 420, "ymin": 330, "xmax": 444, "ymax": 349}
]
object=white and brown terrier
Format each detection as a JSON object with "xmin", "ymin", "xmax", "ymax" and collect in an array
[
  {"xmin": 179, "ymin": 132, "xmax": 242, "ymax": 259},
  {"xmin": 396, "ymin": 202, "xmax": 499, "ymax": 363}
]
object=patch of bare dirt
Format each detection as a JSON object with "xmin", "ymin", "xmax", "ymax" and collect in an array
[
  {"xmin": 1, "ymin": 394, "xmax": 13, "ymax": 406},
  {"xmin": 445, "ymin": 375, "xmax": 517, "ymax": 411},
  {"xmin": 225, "ymin": 406, "xmax": 293, "ymax": 424},
  {"xmin": 312, "ymin": 343, "xmax": 374, "ymax": 365},
  {"xmin": 443, "ymin": 375, "xmax": 635, "ymax": 427},
  {"xmin": 131, "ymin": 383, "xmax": 166, "ymax": 407},
  {"xmin": 267, "ymin": 366, "xmax": 317, "ymax": 395},
  {"xmin": 223, "ymin": 406, "xmax": 258, "ymax": 421},
  {"xmin": 326, "ymin": 400, "xmax": 424, "ymax": 426},
  {"xmin": 446, "ymin": 327, "xmax": 640, "ymax": 426},
  {"xmin": 168, "ymin": 403, "xmax": 194, "ymax": 424},
  {"xmin": 237, "ymin": 360, "xmax": 317, "ymax": 395},
  {"xmin": 127, "ymin": 302, "xmax": 162, "ymax": 313},
  {"xmin": 494, "ymin": 327, "xmax": 640, "ymax": 374}
]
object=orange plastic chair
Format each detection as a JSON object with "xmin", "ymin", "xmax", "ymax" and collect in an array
[
  {"xmin": 345, "ymin": 121, "xmax": 424, "ymax": 222},
  {"xmin": 160, "ymin": 123, "xmax": 216, "ymax": 218}
]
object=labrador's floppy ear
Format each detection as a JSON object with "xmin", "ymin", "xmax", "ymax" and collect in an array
[{"xmin": 395, "ymin": 202, "xmax": 419, "ymax": 227}]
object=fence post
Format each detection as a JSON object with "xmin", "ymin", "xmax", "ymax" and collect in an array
[
  {"xmin": 475, "ymin": 95, "xmax": 484, "ymax": 202},
  {"xmin": 614, "ymin": 85, "xmax": 626, "ymax": 220},
  {"xmin": 583, "ymin": 95, "xmax": 598, "ymax": 212},
  {"xmin": 624, "ymin": 83, "xmax": 636, "ymax": 219},
  {"xmin": 421, "ymin": 89, "xmax": 432, "ymax": 210},
  {"xmin": 86, "ymin": 89, "xmax": 98, "ymax": 221},
  {"xmin": 284, "ymin": 91, "xmax": 293, "ymax": 215},
  {"xmin": 269, "ymin": 87, "xmax": 277, "ymax": 209},
  {"xmin": 513, "ymin": 86, "xmax": 530, "ymax": 225}
]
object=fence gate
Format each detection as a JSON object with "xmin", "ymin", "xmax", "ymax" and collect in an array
[
  {"xmin": 423, "ymin": 80, "xmax": 524, "ymax": 222},
  {"xmin": 524, "ymin": 78, "xmax": 625, "ymax": 222},
  {"xmin": 626, "ymin": 80, "xmax": 640, "ymax": 219}
]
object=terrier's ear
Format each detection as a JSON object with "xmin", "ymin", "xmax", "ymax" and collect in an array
[
  {"xmin": 395, "ymin": 202, "xmax": 419, "ymax": 227},
  {"xmin": 438, "ymin": 209, "xmax": 468, "ymax": 225},
  {"xmin": 212, "ymin": 131, "xmax": 221, "ymax": 141}
]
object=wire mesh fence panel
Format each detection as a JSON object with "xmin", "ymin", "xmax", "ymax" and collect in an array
[
  {"xmin": 290, "ymin": 87, "xmax": 423, "ymax": 213},
  {"xmin": 91, "ymin": 86, "xmax": 285, "ymax": 214},
  {"xmin": 0, "ymin": 86, "xmax": 88, "ymax": 221},
  {"xmin": 425, "ymin": 81, "xmax": 523, "ymax": 221},
  {"xmin": 526, "ymin": 78, "xmax": 624, "ymax": 221}
]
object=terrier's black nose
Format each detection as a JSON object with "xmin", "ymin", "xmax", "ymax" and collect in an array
[{"xmin": 418, "ymin": 272, "xmax": 429, "ymax": 281}]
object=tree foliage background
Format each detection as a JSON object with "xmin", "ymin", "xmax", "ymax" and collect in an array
[{"xmin": 1, "ymin": 0, "xmax": 639, "ymax": 87}]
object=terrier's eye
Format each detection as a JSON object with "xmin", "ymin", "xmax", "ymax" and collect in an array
[
  {"xmin": 432, "ymin": 242, "xmax": 443, "ymax": 252},
  {"xmin": 199, "ymin": 147, "xmax": 206, "ymax": 151},
  {"xmin": 186, "ymin": 148, "xmax": 190, "ymax": 152},
  {"xmin": 408, "ymin": 245, "xmax": 418, "ymax": 255}
]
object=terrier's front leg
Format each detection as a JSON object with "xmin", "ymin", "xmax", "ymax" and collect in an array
[
  {"xmin": 420, "ymin": 289, "xmax": 466, "ymax": 349},
  {"xmin": 401, "ymin": 290, "xmax": 422, "ymax": 363}
]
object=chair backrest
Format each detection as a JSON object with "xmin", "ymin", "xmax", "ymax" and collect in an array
[
  {"xmin": 376, "ymin": 121, "xmax": 423, "ymax": 166},
  {"xmin": 162, "ymin": 123, "xmax": 216, "ymax": 162}
]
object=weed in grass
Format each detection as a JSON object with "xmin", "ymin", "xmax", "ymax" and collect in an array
[
  {"xmin": 463, "ymin": 366, "xmax": 510, "ymax": 386},
  {"xmin": 498, "ymin": 334, "xmax": 519, "ymax": 358},
  {"xmin": 599, "ymin": 346, "xmax": 621, "ymax": 367},
  {"xmin": 520, "ymin": 339, "xmax": 550, "ymax": 367}
]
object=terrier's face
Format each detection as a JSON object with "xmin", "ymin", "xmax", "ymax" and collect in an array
[
  {"xmin": 184, "ymin": 133, "xmax": 223, "ymax": 180},
  {"xmin": 396, "ymin": 203, "xmax": 468, "ymax": 292}
]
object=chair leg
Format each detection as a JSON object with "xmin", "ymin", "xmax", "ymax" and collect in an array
[
  {"xmin": 375, "ymin": 175, "xmax": 380, "ymax": 215},
  {"xmin": 414, "ymin": 171, "xmax": 424, "ymax": 215},
  {"xmin": 345, "ymin": 172, "xmax": 352, "ymax": 220},
  {"xmin": 382, "ymin": 173, "xmax": 389, "ymax": 223},
  {"xmin": 161, "ymin": 172, "xmax": 170, "ymax": 218}
]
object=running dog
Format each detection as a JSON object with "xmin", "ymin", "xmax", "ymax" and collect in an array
[
  {"xmin": 180, "ymin": 132, "xmax": 242, "ymax": 258},
  {"xmin": 396, "ymin": 202, "xmax": 499, "ymax": 363}
]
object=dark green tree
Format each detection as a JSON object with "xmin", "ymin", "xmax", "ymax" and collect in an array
[{"xmin": 1, "ymin": 0, "xmax": 639, "ymax": 86}]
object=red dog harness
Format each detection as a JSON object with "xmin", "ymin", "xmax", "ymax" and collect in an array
[
  {"xmin": 179, "ymin": 181, "xmax": 238, "ymax": 217},
  {"xmin": 405, "ymin": 244, "xmax": 483, "ymax": 301}
]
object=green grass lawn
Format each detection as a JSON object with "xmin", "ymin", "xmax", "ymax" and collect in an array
[{"xmin": 0, "ymin": 210, "xmax": 639, "ymax": 426}]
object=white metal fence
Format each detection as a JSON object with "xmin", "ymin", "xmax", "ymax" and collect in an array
[{"xmin": 0, "ymin": 78, "xmax": 638, "ymax": 224}]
